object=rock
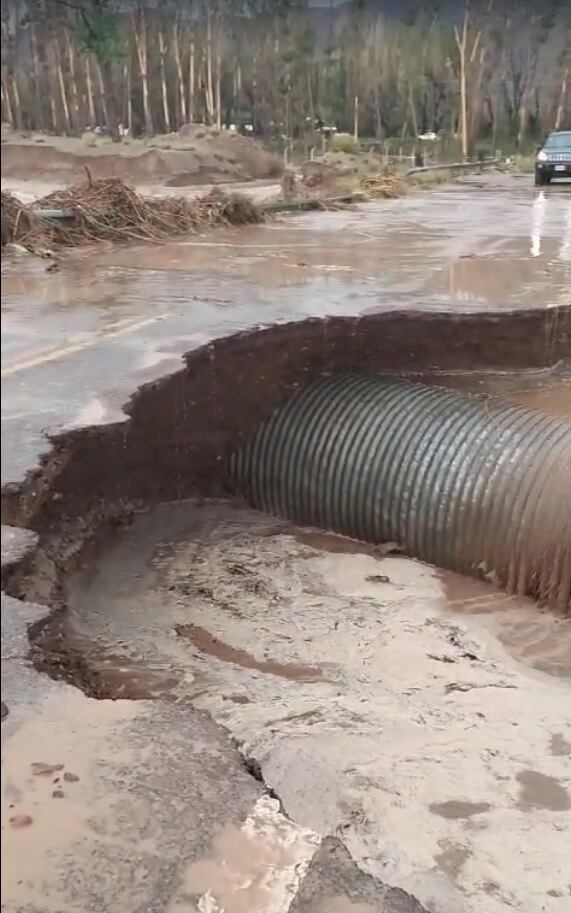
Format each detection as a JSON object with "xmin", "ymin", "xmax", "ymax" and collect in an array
[
  {"xmin": 10, "ymin": 814, "xmax": 33, "ymax": 828},
  {"xmin": 31, "ymin": 762, "xmax": 64, "ymax": 776}
]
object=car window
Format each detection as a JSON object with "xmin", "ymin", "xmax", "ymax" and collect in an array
[{"xmin": 545, "ymin": 133, "xmax": 571, "ymax": 149}]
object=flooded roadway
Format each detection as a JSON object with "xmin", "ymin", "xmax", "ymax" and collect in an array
[
  {"xmin": 2, "ymin": 173, "xmax": 570, "ymax": 487},
  {"xmin": 2, "ymin": 173, "xmax": 571, "ymax": 913}
]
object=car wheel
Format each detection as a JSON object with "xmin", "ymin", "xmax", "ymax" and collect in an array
[{"xmin": 534, "ymin": 169, "xmax": 549, "ymax": 186}]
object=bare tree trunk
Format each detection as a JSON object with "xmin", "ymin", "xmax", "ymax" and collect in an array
[
  {"xmin": 205, "ymin": 10, "xmax": 215, "ymax": 124},
  {"xmin": 56, "ymin": 42, "xmax": 71, "ymax": 134},
  {"xmin": 98, "ymin": 57, "xmax": 120, "ymax": 139},
  {"xmin": 1, "ymin": 75, "xmax": 14, "ymax": 128},
  {"xmin": 517, "ymin": 79, "xmax": 529, "ymax": 149},
  {"xmin": 95, "ymin": 60, "xmax": 109, "ymax": 130},
  {"xmin": 30, "ymin": 25, "xmax": 44, "ymax": 130},
  {"xmin": 555, "ymin": 65, "xmax": 569, "ymax": 130},
  {"xmin": 469, "ymin": 46, "xmax": 487, "ymax": 142},
  {"xmin": 455, "ymin": 9, "xmax": 468, "ymax": 159},
  {"xmin": 133, "ymin": 12, "xmax": 154, "ymax": 134},
  {"xmin": 158, "ymin": 29, "xmax": 171, "ymax": 132},
  {"xmin": 67, "ymin": 34, "xmax": 80, "ymax": 130},
  {"xmin": 49, "ymin": 80, "xmax": 58, "ymax": 132},
  {"xmin": 123, "ymin": 60, "xmax": 132, "ymax": 134},
  {"xmin": 215, "ymin": 43, "xmax": 222, "ymax": 128},
  {"xmin": 189, "ymin": 37, "xmax": 195, "ymax": 121},
  {"xmin": 408, "ymin": 81, "xmax": 418, "ymax": 138},
  {"xmin": 374, "ymin": 86, "xmax": 383, "ymax": 139},
  {"xmin": 307, "ymin": 68, "xmax": 315, "ymax": 123},
  {"xmin": 85, "ymin": 57, "xmax": 96, "ymax": 125},
  {"xmin": 517, "ymin": 87, "xmax": 528, "ymax": 148},
  {"xmin": 173, "ymin": 21, "xmax": 187, "ymax": 125},
  {"xmin": 11, "ymin": 74, "xmax": 23, "ymax": 130},
  {"xmin": 353, "ymin": 93, "xmax": 359, "ymax": 142}
]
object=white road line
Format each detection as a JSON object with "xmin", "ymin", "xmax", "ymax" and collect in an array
[{"xmin": 1, "ymin": 314, "xmax": 167, "ymax": 377}]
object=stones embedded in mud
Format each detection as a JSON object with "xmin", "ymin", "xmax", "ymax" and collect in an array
[
  {"xmin": 63, "ymin": 771, "xmax": 80, "ymax": 783},
  {"xmin": 31, "ymin": 761, "xmax": 64, "ymax": 776}
]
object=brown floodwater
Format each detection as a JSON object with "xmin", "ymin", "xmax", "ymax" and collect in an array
[
  {"xmin": 441, "ymin": 570, "xmax": 571, "ymax": 678},
  {"xmin": 175, "ymin": 622, "xmax": 326, "ymax": 683}
]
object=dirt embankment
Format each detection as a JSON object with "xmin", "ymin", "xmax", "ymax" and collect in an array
[{"xmin": 1, "ymin": 127, "xmax": 284, "ymax": 186}]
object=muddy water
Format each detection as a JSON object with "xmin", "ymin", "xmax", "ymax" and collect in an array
[
  {"xmin": 441, "ymin": 571, "xmax": 571, "ymax": 678},
  {"xmin": 45, "ymin": 363, "xmax": 570, "ymax": 689},
  {"xmin": 175, "ymin": 622, "xmax": 325, "ymax": 683},
  {"xmin": 3, "ymin": 173, "xmax": 570, "ymax": 492},
  {"xmin": 88, "ymin": 218, "xmax": 571, "ymax": 306}
]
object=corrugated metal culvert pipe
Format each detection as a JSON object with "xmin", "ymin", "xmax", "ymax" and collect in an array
[{"xmin": 229, "ymin": 375, "xmax": 571, "ymax": 610}]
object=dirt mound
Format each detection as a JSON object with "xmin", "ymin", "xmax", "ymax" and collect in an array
[
  {"xmin": 2, "ymin": 178, "xmax": 264, "ymax": 253},
  {"xmin": 179, "ymin": 124, "xmax": 284, "ymax": 180},
  {"xmin": 300, "ymin": 160, "xmax": 350, "ymax": 193},
  {"xmin": 1, "ymin": 131, "xmax": 284, "ymax": 185}
]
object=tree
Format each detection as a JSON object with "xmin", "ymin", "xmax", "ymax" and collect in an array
[
  {"xmin": 29, "ymin": 0, "xmax": 126, "ymax": 136},
  {"xmin": 454, "ymin": 0, "xmax": 494, "ymax": 158},
  {"xmin": 1, "ymin": 0, "xmax": 567, "ymax": 147}
]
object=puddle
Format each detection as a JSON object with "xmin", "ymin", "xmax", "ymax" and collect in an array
[
  {"xmin": 516, "ymin": 770, "xmax": 571, "ymax": 812},
  {"xmin": 175, "ymin": 622, "xmax": 325, "ymax": 683},
  {"xmin": 550, "ymin": 734, "xmax": 571, "ymax": 756},
  {"xmin": 429, "ymin": 800, "xmax": 491, "ymax": 819},
  {"xmin": 167, "ymin": 794, "xmax": 320, "ymax": 913},
  {"xmin": 430, "ymin": 255, "xmax": 570, "ymax": 306},
  {"xmin": 32, "ymin": 613, "xmax": 182, "ymax": 700},
  {"xmin": 89, "ymin": 230, "xmax": 571, "ymax": 306}
]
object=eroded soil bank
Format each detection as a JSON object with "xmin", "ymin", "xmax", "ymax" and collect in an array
[{"xmin": 3, "ymin": 305, "xmax": 570, "ymax": 553}]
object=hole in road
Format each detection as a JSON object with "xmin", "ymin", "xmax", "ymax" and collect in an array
[{"xmin": 1, "ymin": 306, "xmax": 570, "ymax": 702}]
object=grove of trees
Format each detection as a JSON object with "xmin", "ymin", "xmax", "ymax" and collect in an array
[{"xmin": 1, "ymin": 0, "xmax": 570, "ymax": 154}]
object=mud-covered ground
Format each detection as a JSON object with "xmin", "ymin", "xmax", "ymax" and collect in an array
[
  {"xmin": 53, "ymin": 499, "xmax": 571, "ymax": 913},
  {"xmin": 1, "ymin": 128, "xmax": 284, "ymax": 187},
  {"xmin": 2, "ymin": 173, "xmax": 571, "ymax": 913}
]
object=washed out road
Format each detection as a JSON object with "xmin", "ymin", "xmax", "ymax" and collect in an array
[{"xmin": 2, "ymin": 173, "xmax": 571, "ymax": 913}]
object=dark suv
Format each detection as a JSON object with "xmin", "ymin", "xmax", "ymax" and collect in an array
[{"xmin": 535, "ymin": 131, "xmax": 571, "ymax": 185}]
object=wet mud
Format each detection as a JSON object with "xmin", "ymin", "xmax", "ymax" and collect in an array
[
  {"xmin": 22, "ymin": 490, "xmax": 571, "ymax": 721},
  {"xmin": 13, "ymin": 497, "xmax": 569, "ymax": 913}
]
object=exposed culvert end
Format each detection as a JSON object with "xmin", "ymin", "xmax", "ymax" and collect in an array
[{"xmin": 229, "ymin": 375, "xmax": 571, "ymax": 610}]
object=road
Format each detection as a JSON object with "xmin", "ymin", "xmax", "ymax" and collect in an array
[{"xmin": 2, "ymin": 174, "xmax": 571, "ymax": 913}]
